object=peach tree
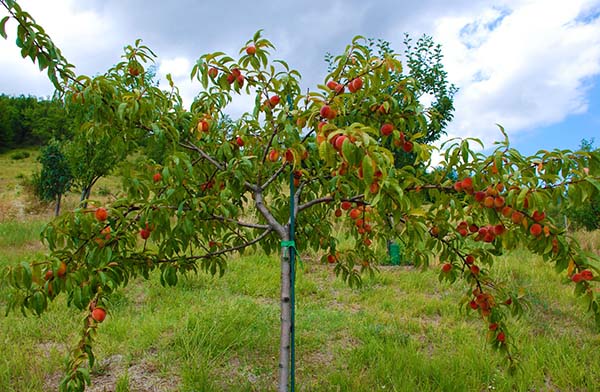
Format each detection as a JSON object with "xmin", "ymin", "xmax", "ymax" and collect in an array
[{"xmin": 2, "ymin": 1, "xmax": 600, "ymax": 391}]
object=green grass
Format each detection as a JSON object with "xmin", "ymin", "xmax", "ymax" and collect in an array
[
  {"xmin": 1, "ymin": 148, "xmax": 599, "ymax": 391},
  {"xmin": 1, "ymin": 234, "xmax": 600, "ymax": 391}
]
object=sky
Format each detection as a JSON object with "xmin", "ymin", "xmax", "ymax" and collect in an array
[{"xmin": 0, "ymin": 0, "xmax": 599, "ymax": 156}]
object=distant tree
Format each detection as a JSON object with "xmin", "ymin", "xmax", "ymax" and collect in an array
[
  {"xmin": 565, "ymin": 138, "xmax": 600, "ymax": 231},
  {"xmin": 34, "ymin": 139, "xmax": 72, "ymax": 215},
  {"xmin": 0, "ymin": 95, "xmax": 19, "ymax": 150},
  {"xmin": 0, "ymin": 94, "xmax": 71, "ymax": 150}
]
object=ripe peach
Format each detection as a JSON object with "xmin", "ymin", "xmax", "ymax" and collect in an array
[
  {"xmin": 326, "ymin": 80, "xmax": 338, "ymax": 90},
  {"xmin": 470, "ymin": 265, "xmax": 480, "ymax": 275},
  {"xmin": 320, "ymin": 105, "xmax": 333, "ymax": 119},
  {"xmin": 474, "ymin": 191, "xmax": 486, "ymax": 202},
  {"xmin": 493, "ymin": 224, "xmax": 505, "ymax": 236},
  {"xmin": 453, "ymin": 181, "xmax": 463, "ymax": 192},
  {"xmin": 494, "ymin": 196, "xmax": 505, "ymax": 208},
  {"xmin": 465, "ymin": 255, "xmax": 475, "ymax": 264},
  {"xmin": 269, "ymin": 95, "xmax": 280, "ymax": 107},
  {"xmin": 501, "ymin": 206, "xmax": 513, "ymax": 217},
  {"xmin": 285, "ymin": 149, "xmax": 294, "ymax": 163},
  {"xmin": 350, "ymin": 77, "xmax": 363, "ymax": 91},
  {"xmin": 327, "ymin": 254, "xmax": 336, "ymax": 264},
  {"xmin": 318, "ymin": 120, "xmax": 327, "ymax": 131},
  {"xmin": 458, "ymin": 228, "xmax": 469, "ymax": 237},
  {"xmin": 91, "ymin": 308, "xmax": 106, "ymax": 323},
  {"xmin": 246, "ymin": 45, "xmax": 256, "ymax": 55},
  {"xmin": 469, "ymin": 224, "xmax": 479, "ymax": 233},
  {"xmin": 483, "ymin": 232, "xmax": 495, "ymax": 243},
  {"xmin": 402, "ymin": 141, "xmax": 413, "ymax": 153},
  {"xmin": 483, "ymin": 196, "xmax": 495, "ymax": 208},
  {"xmin": 236, "ymin": 137, "xmax": 244, "ymax": 147},
  {"xmin": 369, "ymin": 182, "xmax": 379, "ymax": 194},
  {"xmin": 268, "ymin": 149, "xmax": 279, "ymax": 162},
  {"xmin": 95, "ymin": 207, "xmax": 108, "ymax": 222},
  {"xmin": 572, "ymin": 273, "xmax": 583, "ymax": 283},
  {"xmin": 197, "ymin": 119, "xmax": 209, "ymax": 132},
  {"xmin": 511, "ymin": 211, "xmax": 524, "ymax": 224},
  {"xmin": 496, "ymin": 332, "xmax": 506, "ymax": 343},
  {"xmin": 341, "ymin": 201, "xmax": 352, "ymax": 210},
  {"xmin": 140, "ymin": 228, "xmax": 151, "ymax": 240},
  {"xmin": 334, "ymin": 135, "xmax": 347, "ymax": 151},
  {"xmin": 581, "ymin": 270, "xmax": 594, "ymax": 281},
  {"xmin": 469, "ymin": 300, "xmax": 479, "ymax": 310},
  {"xmin": 529, "ymin": 223, "xmax": 542, "ymax": 237},
  {"xmin": 380, "ymin": 123, "xmax": 394, "ymax": 136},
  {"xmin": 153, "ymin": 173, "xmax": 162, "ymax": 183},
  {"xmin": 208, "ymin": 67, "xmax": 218, "ymax": 78},
  {"xmin": 349, "ymin": 208, "xmax": 361, "ymax": 220},
  {"xmin": 57, "ymin": 262, "xmax": 67, "ymax": 278},
  {"xmin": 44, "ymin": 269, "xmax": 54, "ymax": 281},
  {"xmin": 532, "ymin": 210, "xmax": 546, "ymax": 222},
  {"xmin": 462, "ymin": 177, "xmax": 473, "ymax": 190},
  {"xmin": 334, "ymin": 209, "xmax": 342, "ymax": 217},
  {"xmin": 236, "ymin": 74, "xmax": 245, "ymax": 87},
  {"xmin": 442, "ymin": 263, "xmax": 452, "ymax": 273}
]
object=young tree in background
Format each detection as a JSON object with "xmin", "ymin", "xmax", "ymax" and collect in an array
[{"xmin": 34, "ymin": 139, "xmax": 72, "ymax": 215}]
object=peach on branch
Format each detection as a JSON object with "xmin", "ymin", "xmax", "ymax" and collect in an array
[
  {"xmin": 95, "ymin": 207, "xmax": 108, "ymax": 222},
  {"xmin": 380, "ymin": 123, "xmax": 394, "ymax": 136},
  {"xmin": 91, "ymin": 308, "xmax": 106, "ymax": 323},
  {"xmin": 529, "ymin": 223, "xmax": 542, "ymax": 237},
  {"xmin": 269, "ymin": 95, "xmax": 281, "ymax": 107}
]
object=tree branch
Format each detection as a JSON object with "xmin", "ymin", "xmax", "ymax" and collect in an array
[
  {"xmin": 210, "ymin": 214, "xmax": 270, "ymax": 230},
  {"xmin": 179, "ymin": 141, "xmax": 226, "ymax": 171},
  {"xmin": 254, "ymin": 189, "xmax": 287, "ymax": 239},
  {"xmin": 261, "ymin": 163, "xmax": 288, "ymax": 190},
  {"xmin": 297, "ymin": 193, "xmax": 365, "ymax": 213}
]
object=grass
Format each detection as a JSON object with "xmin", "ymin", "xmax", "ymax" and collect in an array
[{"xmin": 1, "ymin": 148, "xmax": 600, "ymax": 391}]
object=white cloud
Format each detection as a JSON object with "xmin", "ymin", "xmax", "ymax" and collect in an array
[
  {"xmin": 434, "ymin": 0, "xmax": 600, "ymax": 148},
  {"xmin": 159, "ymin": 57, "xmax": 190, "ymax": 79},
  {"xmin": 0, "ymin": 0, "xmax": 118, "ymax": 95},
  {"xmin": 1, "ymin": 0, "xmax": 599, "ymax": 154}
]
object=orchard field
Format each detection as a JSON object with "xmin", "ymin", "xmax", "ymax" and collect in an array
[{"xmin": 1, "ymin": 149, "xmax": 599, "ymax": 391}]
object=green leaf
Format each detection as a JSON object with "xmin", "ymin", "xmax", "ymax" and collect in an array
[
  {"xmin": 585, "ymin": 177, "xmax": 600, "ymax": 192},
  {"xmin": 0, "ymin": 16, "xmax": 9, "ymax": 40},
  {"xmin": 362, "ymin": 155, "xmax": 374, "ymax": 186}
]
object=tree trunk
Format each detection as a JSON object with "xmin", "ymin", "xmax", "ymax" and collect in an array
[
  {"xmin": 278, "ymin": 236, "xmax": 292, "ymax": 392},
  {"xmin": 54, "ymin": 193, "xmax": 62, "ymax": 216}
]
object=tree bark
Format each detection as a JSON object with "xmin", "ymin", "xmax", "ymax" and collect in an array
[
  {"xmin": 54, "ymin": 193, "xmax": 62, "ymax": 216},
  {"xmin": 277, "ymin": 234, "xmax": 291, "ymax": 392}
]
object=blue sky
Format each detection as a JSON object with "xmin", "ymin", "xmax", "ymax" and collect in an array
[
  {"xmin": 511, "ymin": 75, "xmax": 600, "ymax": 155},
  {"xmin": 0, "ymin": 0, "xmax": 598, "ymax": 157}
]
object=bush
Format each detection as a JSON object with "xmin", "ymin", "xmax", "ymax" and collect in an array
[{"xmin": 10, "ymin": 151, "xmax": 30, "ymax": 160}]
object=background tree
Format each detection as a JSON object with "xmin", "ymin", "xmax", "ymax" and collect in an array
[
  {"xmin": 565, "ymin": 138, "xmax": 600, "ymax": 230},
  {"xmin": 0, "ymin": 94, "xmax": 71, "ymax": 150},
  {"xmin": 1, "ymin": 3, "xmax": 600, "ymax": 392},
  {"xmin": 33, "ymin": 139, "xmax": 72, "ymax": 215}
]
